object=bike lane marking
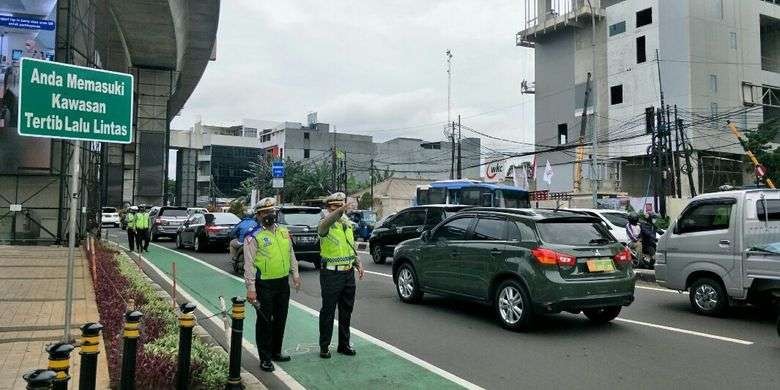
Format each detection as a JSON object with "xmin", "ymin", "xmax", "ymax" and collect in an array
[{"xmin": 145, "ymin": 243, "xmax": 483, "ymax": 390}]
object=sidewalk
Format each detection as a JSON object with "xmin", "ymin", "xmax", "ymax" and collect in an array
[{"xmin": 0, "ymin": 246, "xmax": 109, "ymax": 389}]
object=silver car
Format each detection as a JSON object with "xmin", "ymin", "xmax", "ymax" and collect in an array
[{"xmin": 656, "ymin": 189, "xmax": 780, "ymax": 315}]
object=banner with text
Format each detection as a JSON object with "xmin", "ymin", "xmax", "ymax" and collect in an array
[{"xmin": 17, "ymin": 58, "xmax": 133, "ymax": 144}]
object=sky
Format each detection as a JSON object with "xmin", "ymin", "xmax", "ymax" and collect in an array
[{"xmin": 169, "ymin": 0, "xmax": 535, "ymax": 177}]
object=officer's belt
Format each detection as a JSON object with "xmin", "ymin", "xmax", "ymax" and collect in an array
[{"xmin": 324, "ymin": 264, "xmax": 353, "ymax": 272}]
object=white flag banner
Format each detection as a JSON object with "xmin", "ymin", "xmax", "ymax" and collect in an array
[{"xmin": 543, "ymin": 159, "xmax": 554, "ymax": 185}]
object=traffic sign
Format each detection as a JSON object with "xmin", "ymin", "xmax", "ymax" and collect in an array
[
  {"xmin": 17, "ymin": 58, "xmax": 134, "ymax": 144},
  {"xmin": 272, "ymin": 178, "xmax": 284, "ymax": 188},
  {"xmin": 756, "ymin": 164, "xmax": 767, "ymax": 178},
  {"xmin": 272, "ymin": 160, "xmax": 285, "ymax": 178}
]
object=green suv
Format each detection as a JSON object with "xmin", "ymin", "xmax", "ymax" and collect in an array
[{"xmin": 391, "ymin": 208, "xmax": 636, "ymax": 330}]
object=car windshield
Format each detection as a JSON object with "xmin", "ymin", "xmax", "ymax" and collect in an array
[
  {"xmin": 102, "ymin": 207, "xmax": 117, "ymax": 213},
  {"xmin": 362, "ymin": 211, "xmax": 377, "ymax": 223},
  {"xmin": 280, "ymin": 210, "xmax": 322, "ymax": 227},
  {"xmin": 601, "ymin": 212, "xmax": 629, "ymax": 227},
  {"xmin": 160, "ymin": 208, "xmax": 188, "ymax": 217},
  {"xmin": 211, "ymin": 213, "xmax": 240, "ymax": 225},
  {"xmin": 537, "ymin": 220, "xmax": 615, "ymax": 246}
]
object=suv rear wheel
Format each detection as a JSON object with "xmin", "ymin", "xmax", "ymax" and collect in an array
[
  {"xmin": 194, "ymin": 235, "xmax": 206, "ymax": 252},
  {"xmin": 494, "ymin": 280, "xmax": 533, "ymax": 331},
  {"xmin": 395, "ymin": 263, "xmax": 422, "ymax": 303},
  {"xmin": 689, "ymin": 277, "xmax": 728, "ymax": 316},
  {"xmin": 583, "ymin": 306, "xmax": 621, "ymax": 324},
  {"xmin": 371, "ymin": 245, "xmax": 386, "ymax": 264}
]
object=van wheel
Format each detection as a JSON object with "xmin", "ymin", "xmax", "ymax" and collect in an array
[
  {"xmin": 395, "ymin": 263, "xmax": 422, "ymax": 303},
  {"xmin": 583, "ymin": 306, "xmax": 622, "ymax": 324},
  {"xmin": 371, "ymin": 245, "xmax": 386, "ymax": 264},
  {"xmin": 689, "ymin": 277, "xmax": 728, "ymax": 316},
  {"xmin": 494, "ymin": 280, "xmax": 533, "ymax": 331}
]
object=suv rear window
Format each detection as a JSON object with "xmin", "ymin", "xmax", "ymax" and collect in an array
[
  {"xmin": 211, "ymin": 213, "xmax": 240, "ymax": 224},
  {"xmin": 102, "ymin": 207, "xmax": 117, "ymax": 213},
  {"xmin": 279, "ymin": 209, "xmax": 322, "ymax": 227},
  {"xmin": 537, "ymin": 219, "xmax": 614, "ymax": 246},
  {"xmin": 160, "ymin": 208, "xmax": 188, "ymax": 217},
  {"xmin": 757, "ymin": 199, "xmax": 780, "ymax": 221},
  {"xmin": 601, "ymin": 212, "xmax": 629, "ymax": 227}
]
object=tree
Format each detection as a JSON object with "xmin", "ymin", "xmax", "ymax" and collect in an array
[
  {"xmin": 743, "ymin": 119, "xmax": 780, "ymax": 186},
  {"xmin": 358, "ymin": 192, "xmax": 373, "ymax": 209},
  {"xmin": 240, "ymin": 157, "xmax": 336, "ymax": 205},
  {"xmin": 227, "ymin": 200, "xmax": 246, "ymax": 218}
]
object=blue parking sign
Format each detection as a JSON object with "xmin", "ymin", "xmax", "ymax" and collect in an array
[{"xmin": 272, "ymin": 161, "xmax": 285, "ymax": 178}]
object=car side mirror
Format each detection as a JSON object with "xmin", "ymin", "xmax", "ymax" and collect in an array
[{"xmin": 420, "ymin": 230, "xmax": 431, "ymax": 242}]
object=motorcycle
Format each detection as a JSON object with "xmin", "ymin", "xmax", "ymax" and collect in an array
[{"xmin": 230, "ymin": 245, "xmax": 244, "ymax": 275}]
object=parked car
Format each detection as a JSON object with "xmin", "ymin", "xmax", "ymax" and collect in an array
[
  {"xmin": 187, "ymin": 207, "xmax": 208, "ymax": 216},
  {"xmin": 150, "ymin": 206, "xmax": 189, "ymax": 241},
  {"xmin": 277, "ymin": 206, "xmax": 325, "ymax": 268},
  {"xmin": 347, "ymin": 209, "xmax": 377, "ymax": 240},
  {"xmin": 369, "ymin": 205, "xmax": 470, "ymax": 264},
  {"xmin": 565, "ymin": 208, "xmax": 632, "ymax": 244},
  {"xmin": 176, "ymin": 212, "xmax": 240, "ymax": 252},
  {"xmin": 656, "ymin": 189, "xmax": 780, "ymax": 316},
  {"xmin": 101, "ymin": 207, "xmax": 120, "ymax": 227},
  {"xmin": 392, "ymin": 208, "xmax": 636, "ymax": 331}
]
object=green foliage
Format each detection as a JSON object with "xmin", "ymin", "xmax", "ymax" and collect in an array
[
  {"xmin": 743, "ymin": 119, "xmax": 780, "ymax": 185},
  {"xmin": 358, "ymin": 192, "xmax": 373, "ymax": 209},
  {"xmin": 227, "ymin": 200, "xmax": 246, "ymax": 218}
]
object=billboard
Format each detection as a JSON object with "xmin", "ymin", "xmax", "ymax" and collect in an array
[{"xmin": 0, "ymin": 0, "xmax": 58, "ymax": 172}]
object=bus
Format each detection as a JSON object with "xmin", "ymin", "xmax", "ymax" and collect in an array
[{"xmin": 415, "ymin": 180, "xmax": 530, "ymax": 208}]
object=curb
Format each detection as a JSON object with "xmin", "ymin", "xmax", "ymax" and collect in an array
[
  {"xmin": 634, "ymin": 269, "xmax": 656, "ymax": 284},
  {"xmin": 127, "ymin": 248, "xmax": 267, "ymax": 389}
]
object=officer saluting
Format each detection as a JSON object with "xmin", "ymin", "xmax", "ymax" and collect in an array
[
  {"xmin": 244, "ymin": 197, "xmax": 301, "ymax": 372},
  {"xmin": 318, "ymin": 192, "xmax": 364, "ymax": 359}
]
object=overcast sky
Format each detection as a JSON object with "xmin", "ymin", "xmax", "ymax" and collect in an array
[{"xmin": 172, "ymin": 0, "xmax": 535, "ymax": 147}]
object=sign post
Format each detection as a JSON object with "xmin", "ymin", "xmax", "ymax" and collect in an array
[{"xmin": 17, "ymin": 58, "xmax": 134, "ymax": 341}]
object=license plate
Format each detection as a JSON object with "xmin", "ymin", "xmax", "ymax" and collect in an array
[{"xmin": 586, "ymin": 258, "xmax": 615, "ymax": 273}]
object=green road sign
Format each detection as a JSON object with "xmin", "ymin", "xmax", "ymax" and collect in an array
[{"xmin": 17, "ymin": 58, "xmax": 134, "ymax": 144}]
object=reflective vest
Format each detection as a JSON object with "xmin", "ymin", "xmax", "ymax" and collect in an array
[
  {"xmin": 126, "ymin": 213, "xmax": 136, "ymax": 229},
  {"xmin": 135, "ymin": 212, "xmax": 150, "ymax": 229},
  {"xmin": 253, "ymin": 226, "xmax": 292, "ymax": 280},
  {"xmin": 319, "ymin": 218, "xmax": 356, "ymax": 266}
]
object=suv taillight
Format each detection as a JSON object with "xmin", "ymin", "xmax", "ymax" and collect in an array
[
  {"xmin": 613, "ymin": 247, "xmax": 632, "ymax": 265},
  {"xmin": 532, "ymin": 247, "xmax": 576, "ymax": 267},
  {"xmin": 154, "ymin": 218, "xmax": 162, "ymax": 225}
]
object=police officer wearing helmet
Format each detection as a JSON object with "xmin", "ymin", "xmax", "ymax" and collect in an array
[
  {"xmin": 317, "ymin": 192, "xmax": 364, "ymax": 359},
  {"xmin": 126, "ymin": 206, "xmax": 138, "ymax": 252},
  {"xmin": 135, "ymin": 205, "xmax": 151, "ymax": 253},
  {"xmin": 243, "ymin": 197, "xmax": 301, "ymax": 372}
]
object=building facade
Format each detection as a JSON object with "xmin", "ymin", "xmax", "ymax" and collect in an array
[{"xmin": 518, "ymin": 0, "xmax": 780, "ymax": 197}]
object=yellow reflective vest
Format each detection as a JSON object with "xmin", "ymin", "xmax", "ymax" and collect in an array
[
  {"xmin": 253, "ymin": 226, "xmax": 292, "ymax": 280},
  {"xmin": 135, "ymin": 212, "xmax": 150, "ymax": 229},
  {"xmin": 319, "ymin": 218, "xmax": 356, "ymax": 266},
  {"xmin": 126, "ymin": 213, "xmax": 136, "ymax": 229}
]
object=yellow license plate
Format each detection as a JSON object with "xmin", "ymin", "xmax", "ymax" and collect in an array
[{"xmin": 586, "ymin": 258, "xmax": 615, "ymax": 273}]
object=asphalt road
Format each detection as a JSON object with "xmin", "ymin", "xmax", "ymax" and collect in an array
[{"xmin": 112, "ymin": 230, "xmax": 780, "ymax": 389}]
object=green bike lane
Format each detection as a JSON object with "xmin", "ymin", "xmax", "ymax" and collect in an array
[{"xmin": 139, "ymin": 243, "xmax": 475, "ymax": 390}]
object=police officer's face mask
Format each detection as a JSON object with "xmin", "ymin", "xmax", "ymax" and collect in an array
[{"xmin": 261, "ymin": 213, "xmax": 277, "ymax": 226}]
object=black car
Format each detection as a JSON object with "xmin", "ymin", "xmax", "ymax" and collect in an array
[
  {"xmin": 176, "ymin": 212, "xmax": 240, "ymax": 252},
  {"xmin": 368, "ymin": 205, "xmax": 470, "ymax": 264},
  {"xmin": 278, "ymin": 206, "xmax": 325, "ymax": 268},
  {"xmin": 150, "ymin": 206, "xmax": 189, "ymax": 241}
]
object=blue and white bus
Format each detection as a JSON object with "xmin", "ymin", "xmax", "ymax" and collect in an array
[{"xmin": 415, "ymin": 180, "xmax": 530, "ymax": 208}]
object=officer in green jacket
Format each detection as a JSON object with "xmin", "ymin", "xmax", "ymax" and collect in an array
[
  {"xmin": 317, "ymin": 192, "xmax": 364, "ymax": 359},
  {"xmin": 134, "ymin": 205, "xmax": 150, "ymax": 253},
  {"xmin": 126, "ymin": 206, "xmax": 138, "ymax": 252},
  {"xmin": 243, "ymin": 197, "xmax": 301, "ymax": 372}
]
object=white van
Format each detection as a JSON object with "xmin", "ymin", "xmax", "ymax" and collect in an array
[{"xmin": 656, "ymin": 189, "xmax": 780, "ymax": 315}]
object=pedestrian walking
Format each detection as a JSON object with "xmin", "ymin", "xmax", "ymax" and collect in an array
[
  {"xmin": 126, "ymin": 206, "xmax": 138, "ymax": 251},
  {"xmin": 135, "ymin": 205, "xmax": 150, "ymax": 253},
  {"xmin": 317, "ymin": 192, "xmax": 364, "ymax": 359},
  {"xmin": 244, "ymin": 197, "xmax": 301, "ymax": 372}
]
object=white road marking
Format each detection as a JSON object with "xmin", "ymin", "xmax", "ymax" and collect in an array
[
  {"xmin": 635, "ymin": 285, "xmax": 688, "ymax": 294},
  {"xmin": 364, "ymin": 270, "xmax": 392, "ymax": 278},
  {"xmin": 113, "ymin": 242, "xmax": 305, "ymax": 390},
  {"xmin": 148, "ymin": 242, "xmax": 485, "ymax": 390},
  {"xmin": 615, "ymin": 318, "xmax": 753, "ymax": 345}
]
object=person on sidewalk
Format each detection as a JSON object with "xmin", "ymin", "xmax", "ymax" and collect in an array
[
  {"xmin": 317, "ymin": 192, "xmax": 364, "ymax": 359},
  {"xmin": 244, "ymin": 197, "xmax": 301, "ymax": 372},
  {"xmin": 135, "ymin": 205, "xmax": 151, "ymax": 253},
  {"xmin": 126, "ymin": 206, "xmax": 138, "ymax": 251}
]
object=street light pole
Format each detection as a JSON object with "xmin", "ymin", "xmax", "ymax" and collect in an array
[
  {"xmin": 64, "ymin": 141, "xmax": 81, "ymax": 341},
  {"xmin": 587, "ymin": 0, "xmax": 598, "ymax": 207}
]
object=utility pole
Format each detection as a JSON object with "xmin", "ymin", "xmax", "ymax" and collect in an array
[
  {"xmin": 450, "ymin": 122, "xmax": 456, "ymax": 180},
  {"xmin": 457, "ymin": 115, "xmax": 462, "ymax": 179},
  {"xmin": 673, "ymin": 105, "xmax": 683, "ymax": 198},
  {"xmin": 676, "ymin": 105, "xmax": 697, "ymax": 197},
  {"xmin": 665, "ymin": 105, "xmax": 677, "ymax": 198},
  {"xmin": 574, "ymin": 72, "xmax": 592, "ymax": 192},
  {"xmin": 586, "ymin": 0, "xmax": 598, "ymax": 207},
  {"xmin": 369, "ymin": 158, "xmax": 374, "ymax": 210},
  {"xmin": 655, "ymin": 109, "xmax": 667, "ymax": 217},
  {"xmin": 446, "ymin": 49, "xmax": 454, "ymax": 180},
  {"xmin": 343, "ymin": 152, "xmax": 348, "ymax": 194}
]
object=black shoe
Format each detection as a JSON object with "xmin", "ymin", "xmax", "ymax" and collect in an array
[
  {"xmin": 260, "ymin": 360, "xmax": 275, "ymax": 372},
  {"xmin": 319, "ymin": 348, "xmax": 331, "ymax": 359},
  {"xmin": 272, "ymin": 354, "xmax": 291, "ymax": 362},
  {"xmin": 337, "ymin": 346, "xmax": 357, "ymax": 356}
]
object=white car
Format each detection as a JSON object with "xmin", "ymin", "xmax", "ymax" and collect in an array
[
  {"xmin": 565, "ymin": 208, "xmax": 633, "ymax": 244},
  {"xmin": 101, "ymin": 207, "xmax": 120, "ymax": 227},
  {"xmin": 187, "ymin": 207, "xmax": 208, "ymax": 216}
]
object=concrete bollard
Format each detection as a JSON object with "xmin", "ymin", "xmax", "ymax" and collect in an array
[
  {"xmin": 23, "ymin": 369, "xmax": 57, "ymax": 389},
  {"xmin": 225, "ymin": 297, "xmax": 246, "ymax": 390},
  {"xmin": 120, "ymin": 310, "xmax": 143, "ymax": 390},
  {"xmin": 176, "ymin": 303, "xmax": 197, "ymax": 390},
  {"xmin": 79, "ymin": 322, "xmax": 103, "ymax": 390},
  {"xmin": 47, "ymin": 342, "xmax": 75, "ymax": 390}
]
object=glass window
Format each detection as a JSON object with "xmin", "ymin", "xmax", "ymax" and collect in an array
[
  {"xmin": 611, "ymin": 85, "xmax": 623, "ymax": 105},
  {"xmin": 558, "ymin": 123, "xmax": 568, "ymax": 145},
  {"xmin": 102, "ymin": 207, "xmax": 117, "ymax": 213},
  {"xmin": 160, "ymin": 208, "xmax": 188, "ymax": 217},
  {"xmin": 609, "ymin": 21, "xmax": 626, "ymax": 36},
  {"xmin": 407, "ymin": 210, "xmax": 427, "ymax": 226},
  {"xmin": 636, "ymin": 8, "xmax": 652, "ymax": 27},
  {"xmin": 636, "ymin": 36, "xmax": 646, "ymax": 63},
  {"xmin": 509, "ymin": 221, "xmax": 538, "ymax": 242},
  {"xmin": 729, "ymin": 32, "xmax": 737, "ymax": 50},
  {"xmin": 472, "ymin": 218, "xmax": 507, "ymax": 241},
  {"xmin": 425, "ymin": 208, "xmax": 446, "ymax": 227},
  {"xmin": 601, "ymin": 212, "xmax": 630, "ymax": 227},
  {"xmin": 434, "ymin": 217, "xmax": 473, "ymax": 241},
  {"xmin": 757, "ymin": 199, "xmax": 780, "ymax": 221},
  {"xmin": 537, "ymin": 220, "xmax": 615, "ymax": 246},
  {"xmin": 709, "ymin": 74, "xmax": 718, "ymax": 94},
  {"xmin": 304, "ymin": 149, "xmax": 310, "ymax": 158},
  {"xmin": 461, "ymin": 188, "xmax": 482, "ymax": 206},
  {"xmin": 304, "ymin": 132, "xmax": 310, "ymax": 139},
  {"xmin": 677, "ymin": 203, "xmax": 733, "ymax": 234},
  {"xmin": 212, "ymin": 213, "xmax": 240, "ymax": 225},
  {"xmin": 710, "ymin": 102, "xmax": 718, "ymax": 119},
  {"xmin": 390, "ymin": 212, "xmax": 410, "ymax": 227},
  {"xmin": 501, "ymin": 190, "xmax": 530, "ymax": 208},
  {"xmin": 279, "ymin": 209, "xmax": 323, "ymax": 226}
]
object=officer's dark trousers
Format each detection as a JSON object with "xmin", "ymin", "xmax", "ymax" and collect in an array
[
  {"xmin": 255, "ymin": 277, "xmax": 290, "ymax": 362},
  {"xmin": 319, "ymin": 269, "xmax": 356, "ymax": 350},
  {"xmin": 135, "ymin": 228, "xmax": 149, "ymax": 251},
  {"xmin": 127, "ymin": 229, "xmax": 136, "ymax": 251}
]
